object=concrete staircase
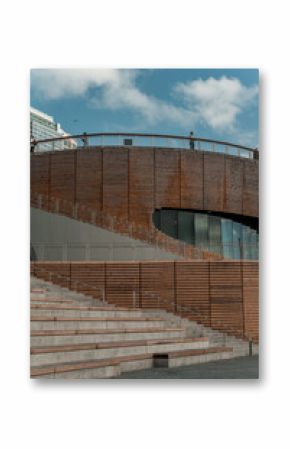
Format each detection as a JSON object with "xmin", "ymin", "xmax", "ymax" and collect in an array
[{"xmin": 30, "ymin": 277, "xmax": 246, "ymax": 379}]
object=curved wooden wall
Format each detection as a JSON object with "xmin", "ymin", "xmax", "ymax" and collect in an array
[{"xmin": 31, "ymin": 147, "xmax": 259, "ymax": 230}]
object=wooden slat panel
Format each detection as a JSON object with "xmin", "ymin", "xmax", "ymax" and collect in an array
[
  {"xmin": 33, "ymin": 262, "xmax": 70, "ymax": 288},
  {"xmin": 70, "ymin": 262, "xmax": 105, "ymax": 301},
  {"xmin": 75, "ymin": 149, "xmax": 102, "ymax": 210},
  {"xmin": 129, "ymin": 148, "xmax": 154, "ymax": 227},
  {"xmin": 140, "ymin": 261, "xmax": 175, "ymax": 312},
  {"xmin": 155, "ymin": 149, "xmax": 180, "ymax": 209},
  {"xmin": 224, "ymin": 157, "xmax": 243, "ymax": 214},
  {"xmin": 243, "ymin": 261, "xmax": 259, "ymax": 342},
  {"xmin": 50, "ymin": 151, "xmax": 75, "ymax": 201},
  {"xmin": 204, "ymin": 153, "xmax": 225, "ymax": 212},
  {"xmin": 175, "ymin": 261, "xmax": 210, "ymax": 326},
  {"xmin": 103, "ymin": 148, "xmax": 128, "ymax": 224},
  {"xmin": 180, "ymin": 151, "xmax": 204, "ymax": 210},
  {"xmin": 209, "ymin": 262, "xmax": 244, "ymax": 337},
  {"xmin": 243, "ymin": 159, "xmax": 259, "ymax": 216},
  {"xmin": 31, "ymin": 260, "xmax": 259, "ymax": 341},
  {"xmin": 105, "ymin": 262, "xmax": 140, "ymax": 308}
]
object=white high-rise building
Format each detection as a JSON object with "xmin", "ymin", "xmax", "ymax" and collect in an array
[{"xmin": 30, "ymin": 107, "xmax": 77, "ymax": 151}]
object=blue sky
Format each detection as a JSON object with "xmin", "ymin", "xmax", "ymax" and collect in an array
[{"xmin": 31, "ymin": 68, "xmax": 259, "ymax": 147}]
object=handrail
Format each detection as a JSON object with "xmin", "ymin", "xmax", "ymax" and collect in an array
[
  {"xmin": 30, "ymin": 132, "xmax": 259, "ymax": 159},
  {"xmin": 32, "ymin": 131, "xmax": 256, "ymax": 150},
  {"xmin": 31, "ymin": 263, "xmax": 255, "ymax": 342}
]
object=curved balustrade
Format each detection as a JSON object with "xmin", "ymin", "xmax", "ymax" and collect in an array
[{"xmin": 31, "ymin": 132, "xmax": 259, "ymax": 160}]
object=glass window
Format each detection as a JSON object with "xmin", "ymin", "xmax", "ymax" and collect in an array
[
  {"xmin": 152, "ymin": 209, "xmax": 258, "ymax": 260},
  {"xmin": 209, "ymin": 215, "xmax": 221, "ymax": 254},
  {"xmin": 221, "ymin": 219, "xmax": 233, "ymax": 259},
  {"xmin": 194, "ymin": 213, "xmax": 209, "ymax": 250},
  {"xmin": 233, "ymin": 222, "xmax": 242, "ymax": 259},
  {"xmin": 160, "ymin": 209, "xmax": 178, "ymax": 239},
  {"xmin": 178, "ymin": 211, "xmax": 194, "ymax": 244}
]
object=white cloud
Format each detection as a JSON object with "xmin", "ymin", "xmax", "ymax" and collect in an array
[
  {"xmin": 31, "ymin": 70, "xmax": 258, "ymax": 140},
  {"xmin": 31, "ymin": 69, "xmax": 122, "ymax": 99},
  {"xmin": 31, "ymin": 69, "xmax": 197, "ymax": 127},
  {"xmin": 174, "ymin": 76, "xmax": 258, "ymax": 130}
]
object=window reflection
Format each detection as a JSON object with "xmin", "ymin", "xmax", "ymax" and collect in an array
[{"xmin": 153, "ymin": 209, "xmax": 259, "ymax": 260}]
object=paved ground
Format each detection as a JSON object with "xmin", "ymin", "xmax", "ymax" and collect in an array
[{"xmin": 115, "ymin": 355, "xmax": 259, "ymax": 379}]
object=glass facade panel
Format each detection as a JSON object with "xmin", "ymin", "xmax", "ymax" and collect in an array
[
  {"xmin": 221, "ymin": 219, "xmax": 233, "ymax": 259},
  {"xmin": 152, "ymin": 209, "xmax": 258, "ymax": 260},
  {"xmin": 178, "ymin": 211, "xmax": 195, "ymax": 244},
  {"xmin": 194, "ymin": 214, "xmax": 209, "ymax": 250},
  {"xmin": 209, "ymin": 215, "xmax": 222, "ymax": 255},
  {"xmin": 233, "ymin": 222, "xmax": 242, "ymax": 259},
  {"xmin": 160, "ymin": 209, "xmax": 178, "ymax": 240}
]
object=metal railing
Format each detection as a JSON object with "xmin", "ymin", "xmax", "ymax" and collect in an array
[{"xmin": 31, "ymin": 132, "xmax": 259, "ymax": 160}]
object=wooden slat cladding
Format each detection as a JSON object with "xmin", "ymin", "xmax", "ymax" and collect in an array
[
  {"xmin": 31, "ymin": 260, "xmax": 259, "ymax": 341},
  {"xmin": 31, "ymin": 153, "xmax": 50, "ymax": 196},
  {"xmin": 224, "ymin": 157, "xmax": 244, "ymax": 214},
  {"xmin": 31, "ymin": 148, "xmax": 258, "ymax": 258},
  {"xmin": 180, "ymin": 151, "xmax": 204, "ymax": 210},
  {"xmin": 243, "ymin": 159, "xmax": 259, "ymax": 216},
  {"xmin": 129, "ymin": 148, "xmax": 154, "ymax": 227},
  {"xmin": 50, "ymin": 151, "xmax": 75, "ymax": 201},
  {"xmin": 103, "ymin": 148, "xmax": 128, "ymax": 222},
  {"xmin": 70, "ymin": 262, "xmax": 105, "ymax": 300},
  {"xmin": 175, "ymin": 262, "xmax": 210, "ymax": 326},
  {"xmin": 155, "ymin": 149, "xmax": 180, "ymax": 209},
  {"xmin": 243, "ymin": 262, "xmax": 259, "ymax": 342},
  {"xmin": 209, "ymin": 262, "xmax": 244, "ymax": 337},
  {"xmin": 30, "ymin": 153, "xmax": 50, "ymax": 209},
  {"xmin": 32, "ymin": 262, "xmax": 70, "ymax": 288},
  {"xmin": 75, "ymin": 149, "xmax": 102, "ymax": 210},
  {"xmin": 31, "ymin": 147, "xmax": 258, "ymax": 219},
  {"xmin": 140, "ymin": 261, "xmax": 175, "ymax": 312},
  {"xmin": 204, "ymin": 153, "xmax": 225, "ymax": 211},
  {"xmin": 105, "ymin": 262, "xmax": 140, "ymax": 308}
]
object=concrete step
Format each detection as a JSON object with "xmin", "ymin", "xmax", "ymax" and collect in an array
[
  {"xmin": 30, "ymin": 316, "xmax": 168, "ymax": 331},
  {"xmin": 31, "ymin": 359, "xmax": 121, "ymax": 379},
  {"xmin": 168, "ymin": 347, "xmax": 233, "ymax": 368},
  {"xmin": 30, "ymin": 337, "xmax": 209, "ymax": 367},
  {"xmin": 31, "ymin": 346, "xmax": 233, "ymax": 379},
  {"xmin": 30, "ymin": 304, "xmax": 145, "ymax": 318},
  {"xmin": 30, "ymin": 327, "xmax": 185, "ymax": 345},
  {"xmin": 31, "ymin": 298, "xmax": 76, "ymax": 305}
]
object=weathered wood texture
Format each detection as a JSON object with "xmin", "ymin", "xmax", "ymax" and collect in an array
[
  {"xmin": 31, "ymin": 147, "xmax": 259, "ymax": 224},
  {"xmin": 31, "ymin": 260, "xmax": 259, "ymax": 342}
]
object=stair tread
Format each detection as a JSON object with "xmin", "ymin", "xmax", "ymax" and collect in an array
[
  {"xmin": 31, "ymin": 327, "xmax": 184, "ymax": 336},
  {"xmin": 30, "ymin": 304, "xmax": 141, "ymax": 312},
  {"xmin": 31, "ymin": 337, "xmax": 208, "ymax": 354},
  {"xmin": 168, "ymin": 346, "xmax": 233, "ymax": 358},
  {"xmin": 30, "ymin": 316, "xmax": 166, "ymax": 322},
  {"xmin": 31, "ymin": 346, "xmax": 232, "ymax": 377}
]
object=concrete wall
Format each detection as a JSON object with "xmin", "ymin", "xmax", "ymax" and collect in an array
[{"xmin": 31, "ymin": 207, "xmax": 180, "ymax": 261}]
